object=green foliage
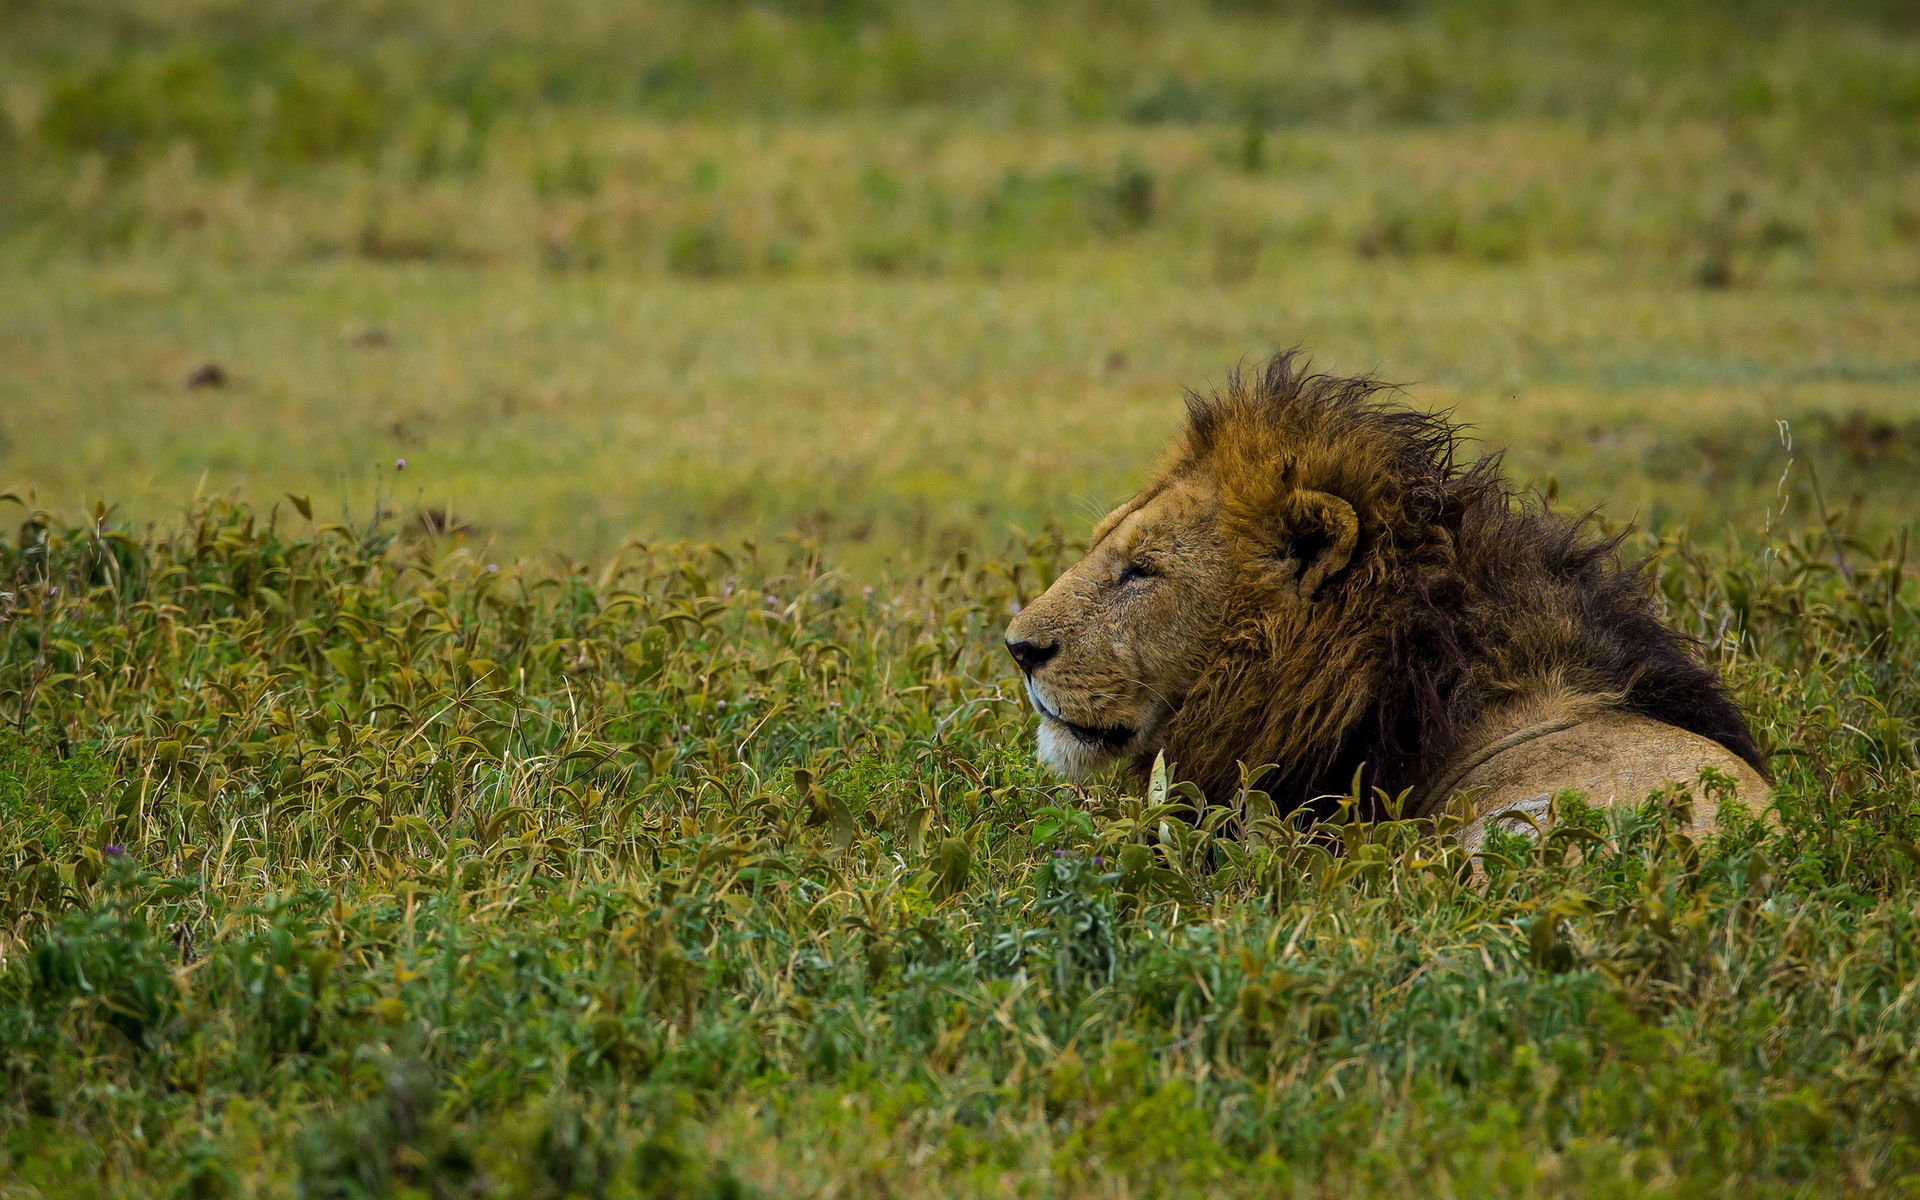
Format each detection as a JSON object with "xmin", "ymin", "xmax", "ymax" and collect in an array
[
  {"xmin": 2, "ymin": 0, "xmax": 1917, "ymax": 275},
  {"xmin": 0, "ymin": 501, "xmax": 1915, "ymax": 1194},
  {"xmin": 3, "ymin": 1, "xmax": 1917, "ymax": 570}
]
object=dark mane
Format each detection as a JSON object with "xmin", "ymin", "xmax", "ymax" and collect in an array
[{"xmin": 1159, "ymin": 351, "xmax": 1765, "ymax": 814}]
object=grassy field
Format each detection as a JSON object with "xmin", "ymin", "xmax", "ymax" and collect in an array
[
  {"xmin": 4, "ymin": 1, "xmax": 1919, "ymax": 564},
  {"xmin": 2, "ymin": 1, "xmax": 1920, "ymax": 1196},
  {"xmin": 10, "ymin": 254, "xmax": 1920, "ymax": 570}
]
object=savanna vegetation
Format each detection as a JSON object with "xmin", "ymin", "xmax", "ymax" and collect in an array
[
  {"xmin": 1, "ymin": 0, "xmax": 1918, "ymax": 1195},
  {"xmin": 5, "ymin": 0, "xmax": 1920, "ymax": 560}
]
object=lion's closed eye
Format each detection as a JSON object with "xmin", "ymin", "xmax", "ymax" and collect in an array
[{"xmin": 1116, "ymin": 562, "xmax": 1157, "ymax": 585}]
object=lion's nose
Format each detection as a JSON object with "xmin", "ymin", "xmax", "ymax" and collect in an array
[{"xmin": 1006, "ymin": 638, "xmax": 1059, "ymax": 674}]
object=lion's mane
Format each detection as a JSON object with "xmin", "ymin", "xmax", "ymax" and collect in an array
[{"xmin": 1154, "ymin": 352, "xmax": 1765, "ymax": 815}]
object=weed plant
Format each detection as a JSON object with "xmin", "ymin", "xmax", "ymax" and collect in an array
[{"xmin": 0, "ymin": 500, "xmax": 1915, "ymax": 1196}]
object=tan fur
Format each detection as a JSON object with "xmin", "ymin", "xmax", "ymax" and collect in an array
[
  {"xmin": 1012, "ymin": 474, "xmax": 1232, "ymax": 782},
  {"xmin": 1004, "ymin": 355, "xmax": 1770, "ymax": 842},
  {"xmin": 1451, "ymin": 706, "xmax": 1766, "ymax": 848}
]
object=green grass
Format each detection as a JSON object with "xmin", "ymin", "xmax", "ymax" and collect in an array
[
  {"xmin": 0, "ymin": 504, "xmax": 1916, "ymax": 1197},
  {"xmin": 2, "ymin": 2, "xmax": 1918, "ymax": 566},
  {"xmin": 6, "ymin": 256, "xmax": 1919, "ymax": 570},
  {"xmin": 2, "ymin": 0, "xmax": 1920, "ymax": 1194}
]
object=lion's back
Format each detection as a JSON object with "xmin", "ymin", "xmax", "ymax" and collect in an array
[{"xmin": 1452, "ymin": 711, "xmax": 1770, "ymax": 850}]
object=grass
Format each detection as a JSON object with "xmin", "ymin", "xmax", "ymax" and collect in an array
[
  {"xmin": 7, "ymin": 256, "xmax": 1920, "ymax": 570},
  {"xmin": 0, "ymin": 504, "xmax": 1916, "ymax": 1197},
  {"xmin": 3, "ymin": 2, "xmax": 1919, "ymax": 564},
  {"xmin": 1, "ymin": 0, "xmax": 1919, "ymax": 1194}
]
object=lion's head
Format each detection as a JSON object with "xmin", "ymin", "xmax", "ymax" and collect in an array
[
  {"xmin": 1005, "ymin": 353, "xmax": 1764, "ymax": 813},
  {"xmin": 1002, "ymin": 465, "xmax": 1235, "ymax": 783}
]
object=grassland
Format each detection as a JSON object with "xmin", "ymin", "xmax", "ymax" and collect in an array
[
  {"xmin": 2, "ymin": 1, "xmax": 1919, "ymax": 1196},
  {"xmin": 4, "ymin": 1, "xmax": 1920, "ymax": 563}
]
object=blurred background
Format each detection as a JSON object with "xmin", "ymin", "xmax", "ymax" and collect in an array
[{"xmin": 1, "ymin": 0, "xmax": 1916, "ymax": 571}]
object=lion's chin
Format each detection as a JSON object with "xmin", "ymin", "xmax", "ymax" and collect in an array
[
  {"xmin": 1036, "ymin": 717, "xmax": 1124, "ymax": 782},
  {"xmin": 1035, "ymin": 714, "xmax": 1168, "ymax": 783}
]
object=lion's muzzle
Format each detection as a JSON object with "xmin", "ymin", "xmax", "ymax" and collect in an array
[{"xmin": 1023, "ymin": 678, "xmax": 1135, "ymax": 751}]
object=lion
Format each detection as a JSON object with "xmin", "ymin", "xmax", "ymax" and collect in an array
[{"xmin": 1004, "ymin": 353, "xmax": 1769, "ymax": 847}]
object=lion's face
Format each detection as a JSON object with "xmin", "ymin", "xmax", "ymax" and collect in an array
[{"xmin": 1004, "ymin": 474, "xmax": 1232, "ymax": 781}]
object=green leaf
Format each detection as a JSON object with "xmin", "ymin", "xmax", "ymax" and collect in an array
[
  {"xmin": 324, "ymin": 647, "xmax": 364, "ymax": 689},
  {"xmin": 932, "ymin": 836, "xmax": 971, "ymax": 900},
  {"xmin": 1147, "ymin": 750, "xmax": 1169, "ymax": 805}
]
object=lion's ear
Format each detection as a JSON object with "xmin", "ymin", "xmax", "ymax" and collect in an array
[{"xmin": 1278, "ymin": 490, "xmax": 1358, "ymax": 598}]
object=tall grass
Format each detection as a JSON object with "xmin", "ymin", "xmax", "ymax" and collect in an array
[{"xmin": 0, "ymin": 500, "xmax": 1915, "ymax": 1195}]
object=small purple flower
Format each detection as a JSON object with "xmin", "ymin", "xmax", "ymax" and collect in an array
[
  {"xmin": 103, "ymin": 844, "xmax": 126, "ymax": 857},
  {"xmin": 1053, "ymin": 849, "xmax": 1065, "ymax": 858},
  {"xmin": 395, "ymin": 458, "xmax": 407, "ymax": 471},
  {"xmin": 486, "ymin": 564, "xmax": 498, "ymax": 573},
  {"xmin": 681, "ymin": 724, "xmax": 691, "ymax": 732},
  {"xmin": 1093, "ymin": 856, "xmax": 1104, "ymax": 867}
]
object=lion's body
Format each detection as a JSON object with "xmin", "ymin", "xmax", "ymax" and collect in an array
[
  {"xmin": 1004, "ymin": 353, "xmax": 1769, "ymax": 843},
  {"xmin": 1440, "ymin": 698, "xmax": 1770, "ymax": 850}
]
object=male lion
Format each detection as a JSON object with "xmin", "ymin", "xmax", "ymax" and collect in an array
[{"xmin": 1004, "ymin": 354, "xmax": 1769, "ymax": 846}]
